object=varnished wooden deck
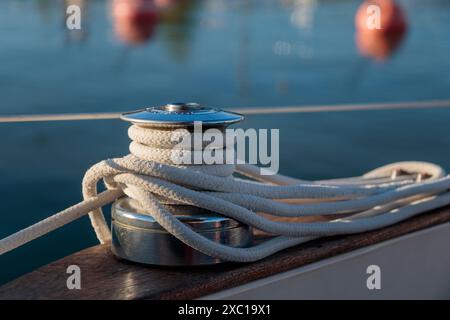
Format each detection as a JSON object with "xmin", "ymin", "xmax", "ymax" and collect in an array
[{"xmin": 2, "ymin": 206, "xmax": 450, "ymax": 300}]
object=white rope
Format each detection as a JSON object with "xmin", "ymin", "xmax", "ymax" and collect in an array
[
  {"xmin": 1, "ymin": 124, "xmax": 450, "ymax": 261},
  {"xmin": 1, "ymin": 98, "xmax": 450, "ymax": 123}
]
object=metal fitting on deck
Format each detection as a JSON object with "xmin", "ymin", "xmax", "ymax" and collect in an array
[{"xmin": 111, "ymin": 102, "xmax": 252, "ymax": 266}]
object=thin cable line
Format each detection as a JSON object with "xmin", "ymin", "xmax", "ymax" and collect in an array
[
  {"xmin": 232, "ymin": 99, "xmax": 450, "ymax": 115},
  {"xmin": 0, "ymin": 112, "xmax": 121, "ymax": 123},
  {"xmin": 1, "ymin": 99, "xmax": 450, "ymax": 123}
]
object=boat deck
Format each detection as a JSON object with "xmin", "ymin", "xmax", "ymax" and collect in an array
[{"xmin": 1, "ymin": 206, "xmax": 450, "ymax": 300}]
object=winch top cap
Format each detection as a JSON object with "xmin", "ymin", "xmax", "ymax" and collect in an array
[{"xmin": 120, "ymin": 102, "xmax": 244, "ymax": 128}]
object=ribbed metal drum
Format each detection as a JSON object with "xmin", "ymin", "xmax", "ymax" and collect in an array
[{"xmin": 111, "ymin": 198, "xmax": 252, "ymax": 266}]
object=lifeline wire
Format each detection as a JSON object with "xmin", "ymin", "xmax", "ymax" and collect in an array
[{"xmin": 1, "ymin": 98, "xmax": 450, "ymax": 123}]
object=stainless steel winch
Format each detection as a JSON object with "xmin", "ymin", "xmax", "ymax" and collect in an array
[{"xmin": 110, "ymin": 102, "xmax": 253, "ymax": 266}]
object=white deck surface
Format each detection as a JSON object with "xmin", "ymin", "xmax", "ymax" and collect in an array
[{"xmin": 201, "ymin": 222, "xmax": 450, "ymax": 299}]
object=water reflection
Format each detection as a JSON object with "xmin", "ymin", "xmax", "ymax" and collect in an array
[
  {"xmin": 355, "ymin": 0, "xmax": 407, "ymax": 61},
  {"xmin": 286, "ymin": 0, "xmax": 317, "ymax": 32},
  {"xmin": 157, "ymin": 0, "xmax": 198, "ymax": 61},
  {"xmin": 2, "ymin": 0, "xmax": 449, "ymax": 107}
]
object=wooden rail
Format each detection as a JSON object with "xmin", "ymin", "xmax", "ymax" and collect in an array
[{"xmin": 1, "ymin": 206, "xmax": 450, "ymax": 299}]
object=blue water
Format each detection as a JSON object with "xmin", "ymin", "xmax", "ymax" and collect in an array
[{"xmin": 1, "ymin": 0, "xmax": 450, "ymax": 285}]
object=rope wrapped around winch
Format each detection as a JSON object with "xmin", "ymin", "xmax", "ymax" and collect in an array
[{"xmin": 1, "ymin": 124, "xmax": 450, "ymax": 261}]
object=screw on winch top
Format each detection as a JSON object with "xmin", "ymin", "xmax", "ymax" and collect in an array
[{"xmin": 120, "ymin": 102, "xmax": 244, "ymax": 128}]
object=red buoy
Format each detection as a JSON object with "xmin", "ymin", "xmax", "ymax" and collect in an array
[
  {"xmin": 112, "ymin": 0, "xmax": 159, "ymax": 45},
  {"xmin": 355, "ymin": 0, "xmax": 407, "ymax": 60}
]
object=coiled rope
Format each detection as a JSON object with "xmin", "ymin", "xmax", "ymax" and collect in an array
[{"xmin": 1, "ymin": 124, "xmax": 450, "ymax": 261}]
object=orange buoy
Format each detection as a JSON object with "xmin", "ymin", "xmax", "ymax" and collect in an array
[
  {"xmin": 112, "ymin": 0, "xmax": 159, "ymax": 45},
  {"xmin": 355, "ymin": 0, "xmax": 407, "ymax": 60}
]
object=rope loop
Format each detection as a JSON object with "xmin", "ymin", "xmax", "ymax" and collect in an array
[
  {"xmin": 2, "ymin": 124, "xmax": 450, "ymax": 260},
  {"xmin": 79, "ymin": 125, "xmax": 450, "ymax": 262}
]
